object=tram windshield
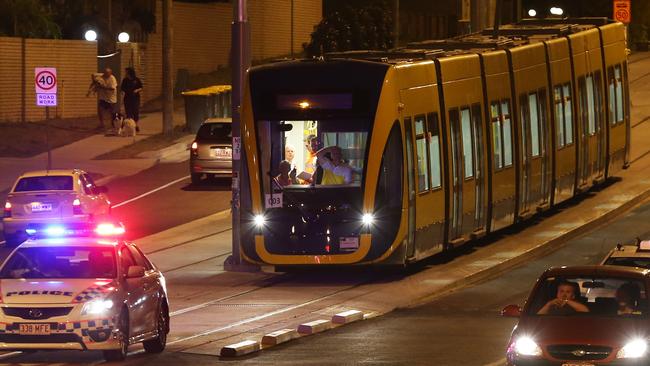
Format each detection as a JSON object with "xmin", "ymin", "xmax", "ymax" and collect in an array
[{"xmin": 257, "ymin": 119, "xmax": 369, "ymax": 198}]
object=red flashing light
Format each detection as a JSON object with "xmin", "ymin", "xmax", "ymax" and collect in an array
[
  {"xmin": 94, "ymin": 223, "xmax": 125, "ymax": 236},
  {"xmin": 325, "ymin": 245, "xmax": 330, "ymax": 253},
  {"xmin": 191, "ymin": 141, "xmax": 198, "ymax": 157},
  {"xmin": 3, "ymin": 202, "xmax": 11, "ymax": 218}
]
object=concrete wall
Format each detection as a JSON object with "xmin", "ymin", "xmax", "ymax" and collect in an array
[
  {"xmin": 0, "ymin": 0, "xmax": 322, "ymax": 122},
  {"xmin": 0, "ymin": 37, "xmax": 97, "ymax": 123}
]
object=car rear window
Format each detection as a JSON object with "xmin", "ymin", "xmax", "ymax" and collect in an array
[
  {"xmin": 197, "ymin": 123, "xmax": 232, "ymax": 141},
  {"xmin": 0, "ymin": 246, "xmax": 117, "ymax": 279},
  {"xmin": 14, "ymin": 176, "xmax": 73, "ymax": 192}
]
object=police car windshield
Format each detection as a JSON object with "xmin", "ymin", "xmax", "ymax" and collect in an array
[{"xmin": 0, "ymin": 247, "xmax": 116, "ymax": 279}]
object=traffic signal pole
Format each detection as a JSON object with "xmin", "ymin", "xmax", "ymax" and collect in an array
[{"xmin": 225, "ymin": 0, "xmax": 258, "ymax": 272}]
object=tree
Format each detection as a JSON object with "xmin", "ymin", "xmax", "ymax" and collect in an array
[
  {"xmin": 304, "ymin": 1, "xmax": 394, "ymax": 57},
  {"xmin": 0, "ymin": 0, "xmax": 61, "ymax": 38}
]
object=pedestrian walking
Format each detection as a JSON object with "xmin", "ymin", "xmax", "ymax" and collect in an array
[
  {"xmin": 121, "ymin": 67, "xmax": 143, "ymax": 132},
  {"xmin": 92, "ymin": 68, "xmax": 118, "ymax": 132}
]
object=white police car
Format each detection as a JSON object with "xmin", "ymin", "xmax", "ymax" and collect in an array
[
  {"xmin": 0, "ymin": 223, "xmax": 169, "ymax": 361},
  {"xmin": 601, "ymin": 238, "xmax": 650, "ymax": 269}
]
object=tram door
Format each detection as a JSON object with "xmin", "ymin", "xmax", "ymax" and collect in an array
[
  {"xmin": 404, "ymin": 118, "xmax": 416, "ymax": 258},
  {"xmin": 448, "ymin": 110, "xmax": 464, "ymax": 240}
]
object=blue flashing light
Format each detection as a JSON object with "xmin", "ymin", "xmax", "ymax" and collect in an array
[
  {"xmin": 25, "ymin": 228, "xmax": 37, "ymax": 235},
  {"xmin": 44, "ymin": 226, "xmax": 66, "ymax": 236}
]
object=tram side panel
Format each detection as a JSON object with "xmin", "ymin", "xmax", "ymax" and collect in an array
[
  {"xmin": 437, "ymin": 55, "xmax": 489, "ymax": 246},
  {"xmin": 569, "ymin": 29, "xmax": 606, "ymax": 191},
  {"xmin": 480, "ymin": 51, "xmax": 517, "ymax": 232},
  {"xmin": 599, "ymin": 23, "xmax": 629, "ymax": 176},
  {"xmin": 545, "ymin": 37, "xmax": 577, "ymax": 206},
  {"xmin": 399, "ymin": 79, "xmax": 446, "ymax": 261},
  {"xmin": 508, "ymin": 43, "xmax": 553, "ymax": 219}
]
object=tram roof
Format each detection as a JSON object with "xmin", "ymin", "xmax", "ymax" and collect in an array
[{"xmin": 321, "ymin": 17, "xmax": 613, "ymax": 65}]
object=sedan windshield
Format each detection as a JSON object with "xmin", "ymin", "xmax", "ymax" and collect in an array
[
  {"xmin": 528, "ymin": 276, "xmax": 648, "ymax": 317},
  {"xmin": 0, "ymin": 247, "xmax": 117, "ymax": 279}
]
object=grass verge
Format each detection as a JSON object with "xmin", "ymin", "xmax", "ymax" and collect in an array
[
  {"xmin": 94, "ymin": 125, "xmax": 190, "ymax": 160},
  {"xmin": 0, "ymin": 117, "xmax": 98, "ymax": 158}
]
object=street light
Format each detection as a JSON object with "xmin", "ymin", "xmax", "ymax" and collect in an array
[
  {"xmin": 527, "ymin": 9, "xmax": 537, "ymax": 17},
  {"xmin": 550, "ymin": 7, "xmax": 564, "ymax": 16},
  {"xmin": 117, "ymin": 32, "xmax": 130, "ymax": 43},
  {"xmin": 84, "ymin": 30, "xmax": 97, "ymax": 41}
]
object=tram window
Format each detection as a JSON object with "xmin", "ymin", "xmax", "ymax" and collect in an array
[
  {"xmin": 501, "ymin": 100, "xmax": 513, "ymax": 167},
  {"xmin": 563, "ymin": 84, "xmax": 573, "ymax": 145},
  {"xmin": 376, "ymin": 122, "xmax": 403, "ymax": 209},
  {"xmin": 616, "ymin": 66, "xmax": 624, "ymax": 123},
  {"xmin": 491, "ymin": 103, "xmax": 503, "ymax": 169},
  {"xmin": 554, "ymin": 86, "xmax": 565, "ymax": 147},
  {"xmin": 415, "ymin": 115, "xmax": 430, "ymax": 192},
  {"xmin": 528, "ymin": 93, "xmax": 541, "ymax": 157},
  {"xmin": 608, "ymin": 66, "xmax": 616, "ymax": 125},
  {"xmin": 594, "ymin": 71, "xmax": 603, "ymax": 132},
  {"xmin": 586, "ymin": 75, "xmax": 596, "ymax": 135},
  {"xmin": 461, "ymin": 108, "xmax": 474, "ymax": 178},
  {"xmin": 428, "ymin": 113, "xmax": 442, "ymax": 189}
]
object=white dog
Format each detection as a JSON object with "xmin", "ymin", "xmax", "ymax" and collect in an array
[{"xmin": 112, "ymin": 113, "xmax": 137, "ymax": 137}]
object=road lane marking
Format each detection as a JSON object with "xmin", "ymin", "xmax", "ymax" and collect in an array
[{"xmin": 111, "ymin": 175, "xmax": 190, "ymax": 208}]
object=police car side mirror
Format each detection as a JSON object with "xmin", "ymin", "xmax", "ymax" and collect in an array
[{"xmin": 126, "ymin": 265, "xmax": 145, "ymax": 278}]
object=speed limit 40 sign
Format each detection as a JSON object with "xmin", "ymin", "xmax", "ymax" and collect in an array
[{"xmin": 35, "ymin": 67, "xmax": 57, "ymax": 94}]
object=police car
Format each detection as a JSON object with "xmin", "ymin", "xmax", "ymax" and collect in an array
[
  {"xmin": 0, "ymin": 223, "xmax": 169, "ymax": 361},
  {"xmin": 601, "ymin": 238, "xmax": 650, "ymax": 269}
]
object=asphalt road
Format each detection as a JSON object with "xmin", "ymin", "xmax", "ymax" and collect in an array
[
  {"xmin": 216, "ymin": 200, "xmax": 650, "ymax": 366},
  {"xmin": 105, "ymin": 161, "xmax": 231, "ymax": 240}
]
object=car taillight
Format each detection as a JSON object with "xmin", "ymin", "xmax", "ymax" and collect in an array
[
  {"xmin": 73, "ymin": 198, "xmax": 83, "ymax": 215},
  {"xmin": 191, "ymin": 141, "xmax": 198, "ymax": 157},
  {"xmin": 3, "ymin": 202, "xmax": 11, "ymax": 218}
]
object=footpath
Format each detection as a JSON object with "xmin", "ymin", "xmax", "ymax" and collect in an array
[{"xmin": 0, "ymin": 108, "xmax": 191, "ymax": 192}]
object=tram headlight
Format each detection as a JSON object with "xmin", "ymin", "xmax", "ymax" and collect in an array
[
  {"xmin": 254, "ymin": 214, "xmax": 266, "ymax": 227},
  {"xmin": 362, "ymin": 213, "xmax": 374, "ymax": 226}
]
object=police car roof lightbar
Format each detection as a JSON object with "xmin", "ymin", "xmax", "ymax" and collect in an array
[{"xmin": 25, "ymin": 222, "xmax": 126, "ymax": 238}]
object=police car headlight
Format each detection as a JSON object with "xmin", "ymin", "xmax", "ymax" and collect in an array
[
  {"xmin": 617, "ymin": 339, "xmax": 648, "ymax": 359},
  {"xmin": 81, "ymin": 299, "xmax": 114, "ymax": 315}
]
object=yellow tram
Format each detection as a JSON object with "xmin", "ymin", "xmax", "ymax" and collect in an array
[{"xmin": 239, "ymin": 18, "xmax": 630, "ymax": 266}]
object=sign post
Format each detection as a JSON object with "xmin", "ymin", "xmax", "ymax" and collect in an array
[{"xmin": 35, "ymin": 67, "xmax": 57, "ymax": 170}]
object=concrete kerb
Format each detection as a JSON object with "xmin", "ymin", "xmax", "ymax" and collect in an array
[
  {"xmin": 136, "ymin": 135, "xmax": 193, "ymax": 161},
  {"xmin": 408, "ymin": 183, "xmax": 650, "ymax": 308}
]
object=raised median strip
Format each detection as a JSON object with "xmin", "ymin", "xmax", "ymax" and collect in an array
[{"xmin": 220, "ymin": 339, "xmax": 260, "ymax": 357}]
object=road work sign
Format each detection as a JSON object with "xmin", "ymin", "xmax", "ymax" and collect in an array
[
  {"xmin": 35, "ymin": 67, "xmax": 57, "ymax": 106},
  {"xmin": 613, "ymin": 0, "xmax": 631, "ymax": 24}
]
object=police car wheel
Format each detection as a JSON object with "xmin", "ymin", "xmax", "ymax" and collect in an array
[
  {"xmin": 103, "ymin": 309, "xmax": 129, "ymax": 361},
  {"xmin": 143, "ymin": 303, "xmax": 168, "ymax": 353}
]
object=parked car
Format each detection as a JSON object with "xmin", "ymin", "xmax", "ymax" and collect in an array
[
  {"xmin": 189, "ymin": 117, "xmax": 233, "ymax": 184},
  {"xmin": 502, "ymin": 265, "xmax": 650, "ymax": 365},
  {"xmin": 3, "ymin": 170, "xmax": 111, "ymax": 246},
  {"xmin": 601, "ymin": 239, "xmax": 650, "ymax": 269},
  {"xmin": 0, "ymin": 222, "xmax": 169, "ymax": 361}
]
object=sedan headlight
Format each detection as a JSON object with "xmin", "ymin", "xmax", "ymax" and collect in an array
[
  {"xmin": 81, "ymin": 299, "xmax": 114, "ymax": 315},
  {"xmin": 617, "ymin": 339, "xmax": 648, "ymax": 359},
  {"xmin": 513, "ymin": 336, "xmax": 543, "ymax": 357}
]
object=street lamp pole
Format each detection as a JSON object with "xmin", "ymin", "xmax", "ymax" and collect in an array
[{"xmin": 226, "ymin": 0, "xmax": 256, "ymax": 271}]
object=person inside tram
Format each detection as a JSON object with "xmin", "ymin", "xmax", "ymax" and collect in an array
[
  {"xmin": 304, "ymin": 135, "xmax": 320, "ymax": 177},
  {"xmin": 275, "ymin": 160, "xmax": 298, "ymax": 188},
  {"xmin": 284, "ymin": 143, "xmax": 296, "ymax": 167},
  {"xmin": 537, "ymin": 280, "xmax": 589, "ymax": 315},
  {"xmin": 316, "ymin": 145, "xmax": 353, "ymax": 185},
  {"xmin": 616, "ymin": 282, "xmax": 641, "ymax": 315}
]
